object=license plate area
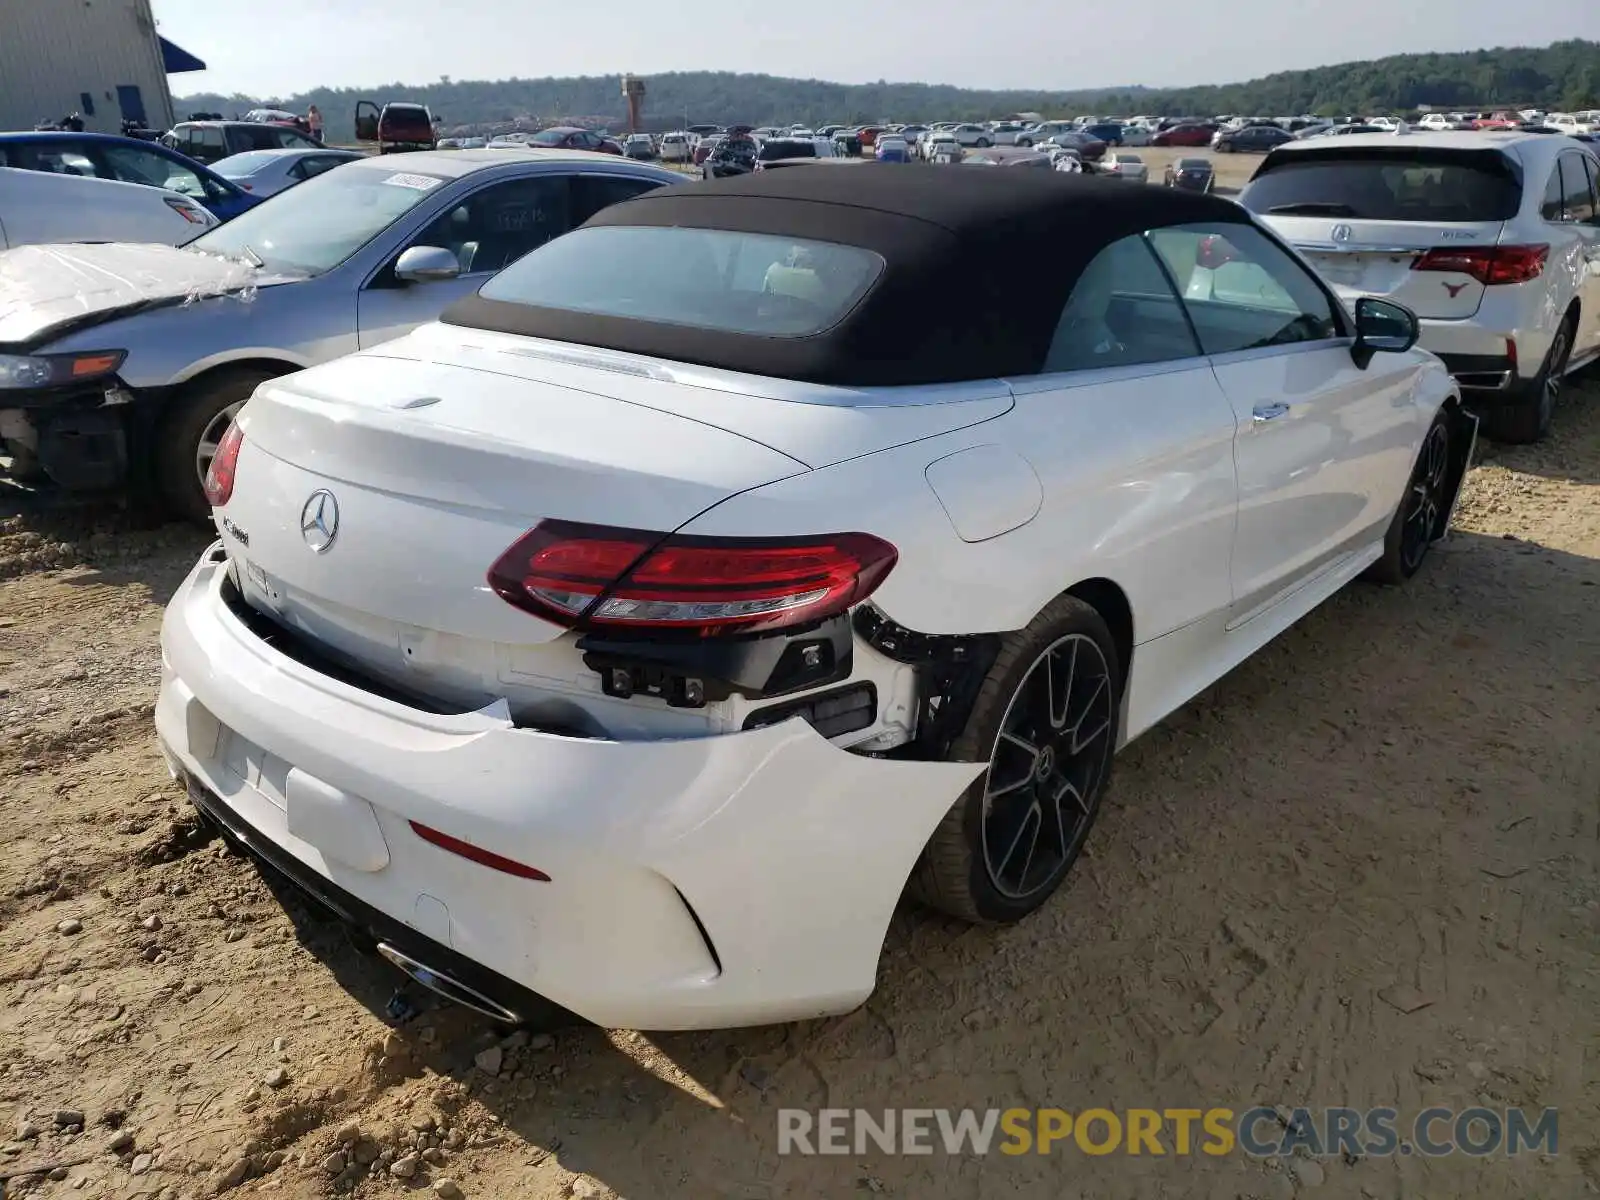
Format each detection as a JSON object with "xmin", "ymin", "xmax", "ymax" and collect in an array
[
  {"xmin": 231, "ymin": 553, "xmax": 285, "ymax": 609},
  {"xmin": 1304, "ymin": 251, "xmax": 1420, "ymax": 293}
]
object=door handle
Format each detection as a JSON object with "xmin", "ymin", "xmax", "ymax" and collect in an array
[{"xmin": 1252, "ymin": 402, "xmax": 1291, "ymax": 423}]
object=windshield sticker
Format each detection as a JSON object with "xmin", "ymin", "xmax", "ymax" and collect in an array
[{"xmin": 383, "ymin": 173, "xmax": 444, "ymax": 191}]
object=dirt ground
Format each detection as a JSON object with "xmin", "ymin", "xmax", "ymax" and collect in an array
[{"xmin": 2, "ymin": 370, "xmax": 1598, "ymax": 1200}]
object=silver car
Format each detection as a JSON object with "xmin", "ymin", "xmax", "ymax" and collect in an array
[{"xmin": 0, "ymin": 150, "xmax": 680, "ymax": 519}]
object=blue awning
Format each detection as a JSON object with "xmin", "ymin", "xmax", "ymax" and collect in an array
[{"xmin": 159, "ymin": 36, "xmax": 207, "ymax": 73}]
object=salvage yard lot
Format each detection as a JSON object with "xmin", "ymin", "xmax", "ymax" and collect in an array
[{"xmin": 1, "ymin": 377, "xmax": 1597, "ymax": 1199}]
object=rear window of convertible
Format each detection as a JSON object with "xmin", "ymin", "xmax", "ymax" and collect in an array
[{"xmin": 476, "ymin": 226, "xmax": 885, "ymax": 338}]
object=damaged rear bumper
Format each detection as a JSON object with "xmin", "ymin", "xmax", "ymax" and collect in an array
[{"xmin": 157, "ymin": 548, "xmax": 981, "ymax": 1030}]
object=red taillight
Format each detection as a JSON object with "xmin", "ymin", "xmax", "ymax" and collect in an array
[
  {"xmin": 1412, "ymin": 244, "xmax": 1548, "ymax": 286},
  {"xmin": 1196, "ymin": 234, "xmax": 1237, "ymax": 270},
  {"xmin": 487, "ymin": 520, "xmax": 898, "ymax": 636},
  {"xmin": 409, "ymin": 822, "xmax": 550, "ymax": 881},
  {"xmin": 203, "ymin": 420, "xmax": 245, "ymax": 507}
]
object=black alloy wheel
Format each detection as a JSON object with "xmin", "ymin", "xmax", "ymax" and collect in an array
[
  {"xmin": 979, "ymin": 632, "xmax": 1115, "ymax": 900},
  {"xmin": 1399, "ymin": 419, "xmax": 1451, "ymax": 574}
]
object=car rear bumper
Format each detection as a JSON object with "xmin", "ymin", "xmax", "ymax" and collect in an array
[
  {"xmin": 157, "ymin": 547, "xmax": 981, "ymax": 1030},
  {"xmin": 1431, "ymin": 352, "xmax": 1515, "ymax": 393},
  {"xmin": 1414, "ymin": 311, "xmax": 1555, "ymax": 394}
]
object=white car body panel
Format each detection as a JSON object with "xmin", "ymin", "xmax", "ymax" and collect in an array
[
  {"xmin": 157, "ymin": 205, "xmax": 1464, "ymax": 1030},
  {"xmin": 1205, "ymin": 342, "xmax": 1424, "ymax": 606},
  {"xmin": 0, "ymin": 167, "xmax": 214, "ymax": 251},
  {"xmin": 1101, "ymin": 154, "xmax": 1149, "ymax": 183}
]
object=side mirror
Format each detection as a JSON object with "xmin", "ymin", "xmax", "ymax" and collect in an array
[
  {"xmin": 1351, "ymin": 296, "xmax": 1419, "ymax": 367},
  {"xmin": 394, "ymin": 245, "xmax": 461, "ymax": 283}
]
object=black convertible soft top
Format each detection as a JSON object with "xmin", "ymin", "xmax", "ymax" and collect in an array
[{"xmin": 443, "ymin": 165, "xmax": 1253, "ymax": 386}]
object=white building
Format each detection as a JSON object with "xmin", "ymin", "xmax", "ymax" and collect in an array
[{"xmin": 0, "ymin": 0, "xmax": 207, "ymax": 134}]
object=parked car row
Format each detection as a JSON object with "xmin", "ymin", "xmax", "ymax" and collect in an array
[
  {"xmin": 4, "ymin": 122, "xmax": 1595, "ymax": 520},
  {"xmin": 7, "ymin": 111, "xmax": 1597, "ymax": 1030}
]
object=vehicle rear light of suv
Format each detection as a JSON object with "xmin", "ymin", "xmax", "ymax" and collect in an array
[
  {"xmin": 488, "ymin": 520, "xmax": 898, "ymax": 637},
  {"xmin": 203, "ymin": 421, "xmax": 245, "ymax": 507},
  {"xmin": 1412, "ymin": 244, "xmax": 1548, "ymax": 286}
]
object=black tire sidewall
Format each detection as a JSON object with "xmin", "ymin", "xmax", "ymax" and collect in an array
[
  {"xmin": 1484, "ymin": 315, "xmax": 1574, "ymax": 444},
  {"xmin": 156, "ymin": 370, "xmax": 279, "ymax": 524},
  {"xmin": 1373, "ymin": 408, "xmax": 1453, "ymax": 583},
  {"xmin": 946, "ymin": 599, "xmax": 1123, "ymax": 923}
]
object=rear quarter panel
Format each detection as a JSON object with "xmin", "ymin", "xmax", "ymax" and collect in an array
[{"xmin": 679, "ymin": 367, "xmax": 1238, "ymax": 643}]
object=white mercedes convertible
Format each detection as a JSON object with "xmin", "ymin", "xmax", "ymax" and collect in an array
[{"xmin": 158, "ymin": 167, "xmax": 1473, "ymax": 1030}]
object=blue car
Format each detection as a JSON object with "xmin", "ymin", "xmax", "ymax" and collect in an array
[{"xmin": 0, "ymin": 132, "xmax": 259, "ymax": 221}]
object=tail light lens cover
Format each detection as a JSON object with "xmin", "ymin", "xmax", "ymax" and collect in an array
[
  {"xmin": 204, "ymin": 420, "xmax": 245, "ymax": 507},
  {"xmin": 164, "ymin": 196, "xmax": 211, "ymax": 224},
  {"xmin": 1412, "ymin": 243, "xmax": 1548, "ymax": 285},
  {"xmin": 488, "ymin": 520, "xmax": 898, "ymax": 637}
]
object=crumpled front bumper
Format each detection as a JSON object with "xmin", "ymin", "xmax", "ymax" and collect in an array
[{"xmin": 156, "ymin": 547, "xmax": 982, "ymax": 1030}]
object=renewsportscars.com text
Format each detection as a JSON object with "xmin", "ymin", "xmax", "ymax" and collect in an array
[{"xmin": 777, "ymin": 1106, "xmax": 1559, "ymax": 1158}]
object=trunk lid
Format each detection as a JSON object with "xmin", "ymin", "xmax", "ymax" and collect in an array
[
  {"xmin": 0, "ymin": 242, "xmax": 282, "ymax": 346},
  {"xmin": 220, "ymin": 329, "xmax": 1009, "ymax": 718}
]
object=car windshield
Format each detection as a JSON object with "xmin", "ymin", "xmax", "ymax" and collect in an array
[
  {"xmin": 212, "ymin": 150, "xmax": 287, "ymax": 176},
  {"xmin": 1243, "ymin": 148, "xmax": 1522, "ymax": 221},
  {"xmin": 185, "ymin": 165, "xmax": 449, "ymax": 276},
  {"xmin": 530, "ymin": 129, "xmax": 575, "ymax": 146},
  {"xmin": 478, "ymin": 226, "xmax": 884, "ymax": 338}
]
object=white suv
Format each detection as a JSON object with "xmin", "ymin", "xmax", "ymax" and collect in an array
[
  {"xmin": 1243, "ymin": 131, "xmax": 1600, "ymax": 442},
  {"xmin": 1549, "ymin": 113, "xmax": 1596, "ymax": 136}
]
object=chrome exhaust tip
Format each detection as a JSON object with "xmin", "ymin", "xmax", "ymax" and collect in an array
[{"xmin": 375, "ymin": 943, "xmax": 523, "ymax": 1025}]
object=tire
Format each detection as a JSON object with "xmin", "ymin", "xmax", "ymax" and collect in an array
[
  {"xmin": 155, "ymin": 367, "xmax": 282, "ymax": 524},
  {"xmin": 909, "ymin": 596, "xmax": 1122, "ymax": 924},
  {"xmin": 1480, "ymin": 315, "xmax": 1574, "ymax": 445},
  {"xmin": 1367, "ymin": 409, "xmax": 1453, "ymax": 585},
  {"xmin": 4, "ymin": 441, "xmax": 48, "ymax": 483},
  {"xmin": 1016, "ymin": 137, "xmax": 1032, "ymax": 148},
  {"xmin": 974, "ymin": 138, "xmax": 991, "ymax": 148}
]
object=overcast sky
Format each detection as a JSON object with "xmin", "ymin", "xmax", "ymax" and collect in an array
[{"xmin": 156, "ymin": 0, "xmax": 1599, "ymax": 98}]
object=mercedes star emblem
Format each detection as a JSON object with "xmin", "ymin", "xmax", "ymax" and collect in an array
[
  {"xmin": 300, "ymin": 489, "xmax": 340, "ymax": 553},
  {"xmin": 1331, "ymin": 224, "xmax": 1352, "ymax": 244}
]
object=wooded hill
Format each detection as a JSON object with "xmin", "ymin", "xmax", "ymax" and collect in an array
[{"xmin": 176, "ymin": 39, "xmax": 1600, "ymax": 131}]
